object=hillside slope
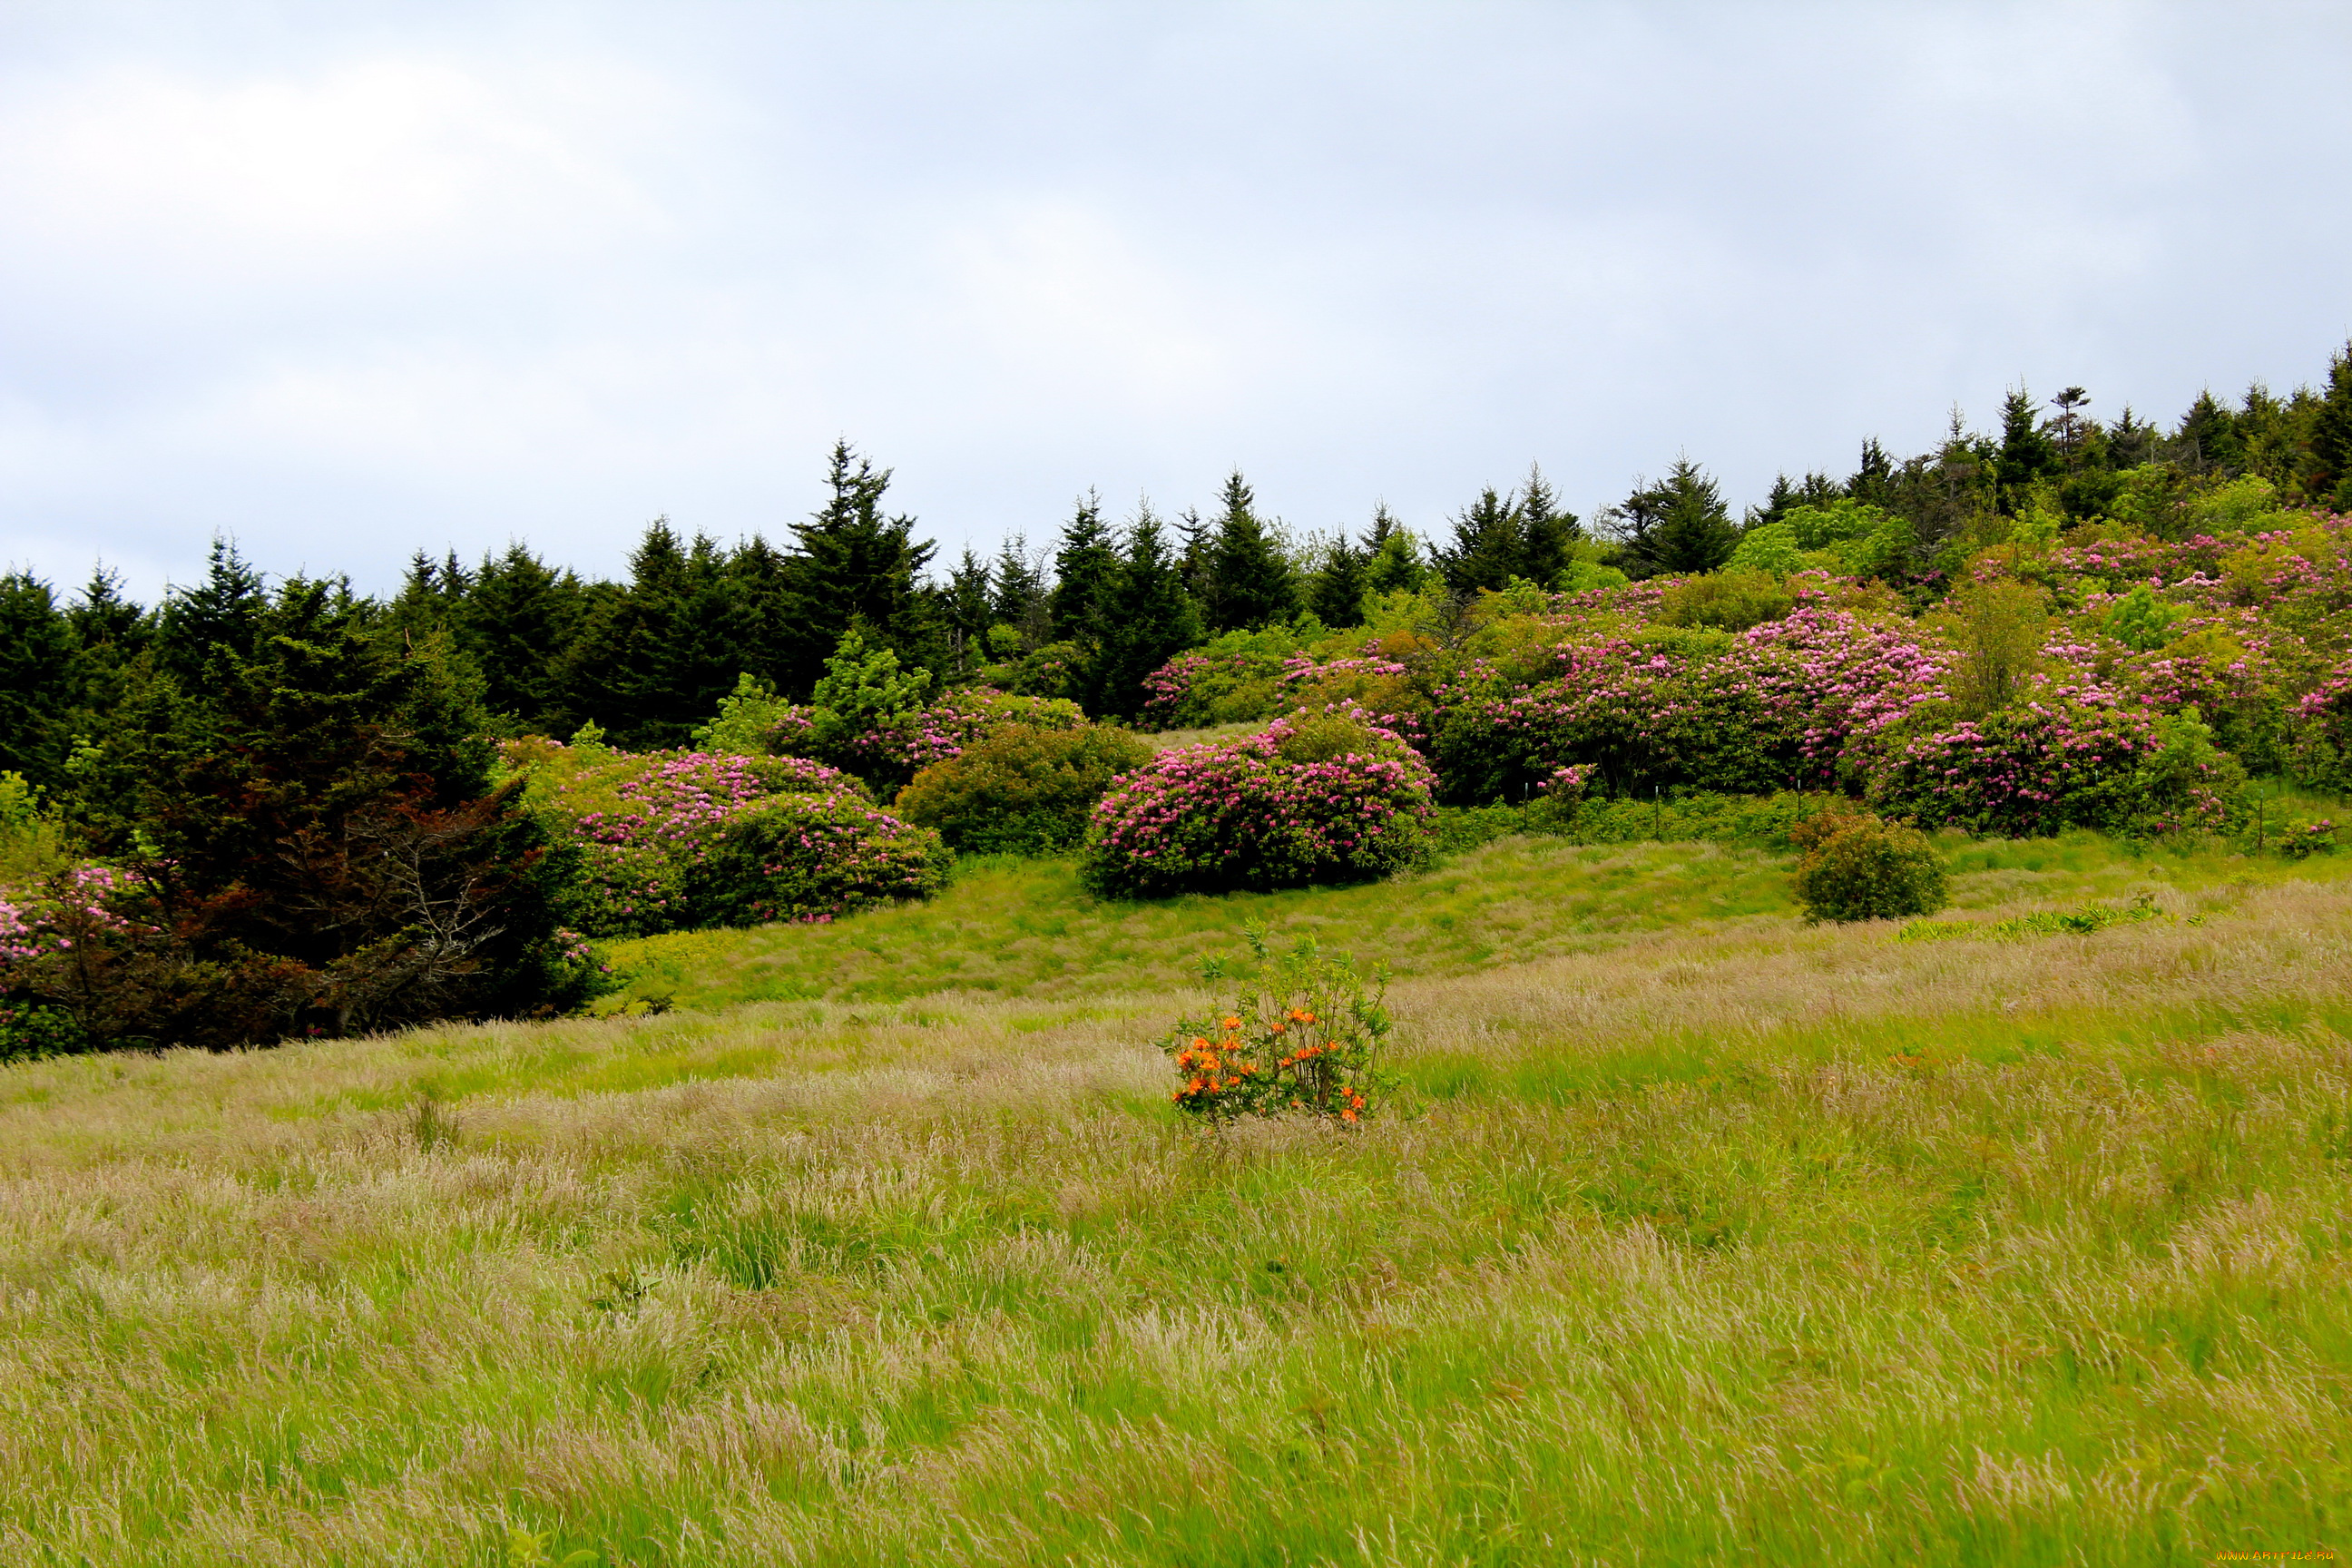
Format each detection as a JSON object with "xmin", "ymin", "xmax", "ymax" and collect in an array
[{"xmin": 4, "ymin": 839, "xmax": 2350, "ymax": 1564}]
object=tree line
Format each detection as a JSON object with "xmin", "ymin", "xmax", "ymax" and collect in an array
[{"xmin": 5, "ymin": 346, "xmax": 2351, "ymax": 782}]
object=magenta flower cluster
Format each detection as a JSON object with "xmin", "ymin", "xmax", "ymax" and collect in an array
[
  {"xmin": 1081, "ymin": 710, "xmax": 1435, "ymax": 897},
  {"xmin": 852, "ymin": 691, "xmax": 1085, "ymax": 777},
  {"xmin": 540, "ymin": 747, "xmax": 945, "ymax": 936},
  {"xmin": 0, "ymin": 864, "xmax": 143, "ymax": 966}
]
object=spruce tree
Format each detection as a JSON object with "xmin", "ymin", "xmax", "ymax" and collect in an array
[
  {"xmin": 0, "ymin": 572, "xmax": 74, "ymax": 788},
  {"xmin": 1089, "ymin": 505, "xmax": 1204, "ymax": 719},
  {"xmin": 1516, "ymin": 463, "xmax": 1581, "ymax": 587},
  {"xmin": 1047, "ymin": 491, "xmax": 1120, "ymax": 646},
  {"xmin": 2305, "ymin": 342, "xmax": 2352, "ymax": 509},
  {"xmin": 1994, "ymin": 387, "xmax": 2063, "ymax": 507},
  {"xmin": 64, "ymin": 566, "xmax": 150, "ymax": 730},
  {"xmin": 1307, "ymin": 532, "xmax": 1370, "ymax": 628},
  {"xmin": 779, "ymin": 442, "xmax": 937, "ymax": 689},
  {"xmin": 465, "ymin": 544, "xmax": 584, "ymax": 733},
  {"xmin": 990, "ymin": 534, "xmax": 1051, "ymax": 649},
  {"xmin": 1363, "ymin": 505, "xmax": 1426, "ymax": 595},
  {"xmin": 2177, "ymin": 390, "xmax": 2243, "ymax": 475},
  {"xmin": 943, "ymin": 548, "xmax": 995, "ymax": 674},
  {"xmin": 156, "ymin": 535, "xmax": 269, "ymax": 683},
  {"xmin": 1848, "ymin": 439, "xmax": 1895, "ymax": 504},
  {"xmin": 1612, "ymin": 459, "xmax": 1736, "ymax": 576},
  {"xmin": 717, "ymin": 534, "xmax": 799, "ymax": 696},
  {"xmin": 1200, "ymin": 471, "xmax": 1298, "ymax": 632},
  {"xmin": 1436, "ymin": 486, "xmax": 1524, "ymax": 594}
]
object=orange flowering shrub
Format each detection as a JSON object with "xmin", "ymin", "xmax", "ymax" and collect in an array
[{"xmin": 1162, "ymin": 926, "xmax": 1393, "ymax": 1123}]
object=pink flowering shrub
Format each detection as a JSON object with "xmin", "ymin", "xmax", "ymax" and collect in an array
[
  {"xmin": 524, "ymin": 742, "xmax": 947, "ymax": 936},
  {"xmin": 1864, "ymin": 697, "xmax": 2246, "ymax": 836},
  {"xmin": 849, "ymin": 690, "xmax": 1086, "ymax": 788},
  {"xmin": 1137, "ymin": 649, "xmax": 1296, "ymax": 729},
  {"xmin": 1080, "ymin": 710, "xmax": 1435, "ymax": 897},
  {"xmin": 2290, "ymin": 663, "xmax": 2352, "ymax": 794}
]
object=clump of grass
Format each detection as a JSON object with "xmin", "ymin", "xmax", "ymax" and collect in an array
[{"xmin": 1899, "ymin": 893, "xmax": 2167, "ymax": 943}]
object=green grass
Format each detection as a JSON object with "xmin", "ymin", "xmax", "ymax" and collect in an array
[
  {"xmin": 601, "ymin": 828, "xmax": 2341, "ymax": 1014},
  {"xmin": 4, "ymin": 833, "xmax": 2352, "ymax": 1563}
]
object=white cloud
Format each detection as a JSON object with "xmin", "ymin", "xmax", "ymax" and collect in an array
[{"xmin": 0, "ymin": 3, "xmax": 2346, "ymax": 598}]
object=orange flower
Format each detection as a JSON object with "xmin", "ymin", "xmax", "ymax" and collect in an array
[{"xmin": 1341, "ymin": 1108, "xmax": 1358, "ymax": 1123}]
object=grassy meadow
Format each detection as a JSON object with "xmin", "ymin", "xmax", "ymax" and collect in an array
[{"xmin": 5, "ymin": 831, "xmax": 2352, "ymax": 1564}]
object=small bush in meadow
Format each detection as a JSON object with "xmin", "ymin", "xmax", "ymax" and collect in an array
[
  {"xmin": 1080, "ymin": 709, "xmax": 1434, "ymax": 897},
  {"xmin": 893, "ymin": 724, "xmax": 1154, "ymax": 855},
  {"xmin": 1163, "ymin": 927, "xmax": 1393, "ymax": 1123},
  {"xmin": 1792, "ymin": 817, "xmax": 1949, "ymax": 924}
]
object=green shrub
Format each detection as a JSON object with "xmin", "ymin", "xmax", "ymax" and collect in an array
[
  {"xmin": 1792, "ymin": 818, "xmax": 1949, "ymax": 924},
  {"xmin": 1658, "ymin": 571, "xmax": 1793, "ymax": 632},
  {"xmin": 0, "ymin": 1000, "xmax": 85, "ymax": 1061},
  {"xmin": 893, "ymin": 724, "xmax": 1154, "ymax": 855}
]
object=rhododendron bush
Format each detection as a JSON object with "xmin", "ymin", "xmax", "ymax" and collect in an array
[
  {"xmin": 1081, "ymin": 711, "xmax": 1434, "ymax": 897},
  {"xmin": 518, "ymin": 740, "xmax": 946, "ymax": 936},
  {"xmin": 848, "ymin": 691, "xmax": 1085, "ymax": 789}
]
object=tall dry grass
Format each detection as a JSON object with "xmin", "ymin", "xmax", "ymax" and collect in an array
[{"xmin": 3, "ymin": 858, "xmax": 2349, "ymax": 1563}]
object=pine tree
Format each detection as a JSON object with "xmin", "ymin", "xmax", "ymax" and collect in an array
[
  {"xmin": 1516, "ymin": 463, "xmax": 1582, "ymax": 586},
  {"xmin": 1307, "ymin": 532, "xmax": 1370, "ymax": 627},
  {"xmin": 1363, "ymin": 505, "xmax": 1426, "ymax": 595},
  {"xmin": 943, "ymin": 548, "xmax": 994, "ymax": 675},
  {"xmin": 1089, "ymin": 505, "xmax": 1204, "ymax": 719},
  {"xmin": 2303, "ymin": 342, "xmax": 2352, "ymax": 508},
  {"xmin": 1047, "ymin": 491, "xmax": 1120, "ymax": 646},
  {"xmin": 2046, "ymin": 388, "xmax": 2093, "ymax": 468},
  {"xmin": 1200, "ymin": 471, "xmax": 1298, "ymax": 632},
  {"xmin": 779, "ymin": 442, "xmax": 937, "ymax": 689},
  {"xmin": 157, "ymin": 536, "xmax": 269, "ymax": 683},
  {"xmin": 1994, "ymin": 387, "xmax": 2062, "ymax": 508},
  {"xmin": 990, "ymin": 534, "xmax": 1051, "ymax": 649},
  {"xmin": 0, "ymin": 572, "xmax": 74, "ymax": 788},
  {"xmin": 2177, "ymin": 389, "xmax": 2242, "ymax": 475},
  {"xmin": 1611, "ymin": 459, "xmax": 1736, "ymax": 576},
  {"xmin": 1436, "ymin": 486, "xmax": 1524, "ymax": 594}
]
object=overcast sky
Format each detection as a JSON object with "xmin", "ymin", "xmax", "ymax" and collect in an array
[{"xmin": 2, "ymin": 1, "xmax": 2347, "ymax": 601}]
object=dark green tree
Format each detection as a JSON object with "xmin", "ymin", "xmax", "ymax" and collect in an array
[
  {"xmin": 1436, "ymin": 485, "xmax": 1524, "ymax": 594},
  {"xmin": 2304, "ymin": 342, "xmax": 2352, "ymax": 509},
  {"xmin": 56, "ymin": 590, "xmax": 579, "ymax": 1046},
  {"xmin": 1199, "ymin": 472, "xmax": 1298, "ymax": 632},
  {"xmin": 1609, "ymin": 458, "xmax": 1736, "ymax": 576},
  {"xmin": 1048, "ymin": 491, "xmax": 1120, "ymax": 646},
  {"xmin": 942, "ymin": 547, "xmax": 994, "ymax": 675},
  {"xmin": 990, "ymin": 534, "xmax": 1051, "ymax": 650},
  {"xmin": 1994, "ymin": 387, "xmax": 2063, "ymax": 508},
  {"xmin": 2177, "ymin": 389, "xmax": 2243, "ymax": 475},
  {"xmin": 779, "ymin": 442, "xmax": 937, "ymax": 688},
  {"xmin": 1088, "ymin": 505, "xmax": 1205, "ymax": 720},
  {"xmin": 464, "ymin": 544, "xmax": 589, "ymax": 734},
  {"xmin": 64, "ymin": 566, "xmax": 150, "ymax": 732},
  {"xmin": 1363, "ymin": 505, "xmax": 1426, "ymax": 595},
  {"xmin": 1307, "ymin": 530, "xmax": 1370, "ymax": 627},
  {"xmin": 1516, "ymin": 463, "xmax": 1582, "ymax": 586},
  {"xmin": 155, "ymin": 536, "xmax": 269, "ymax": 684},
  {"xmin": 0, "ymin": 572, "xmax": 74, "ymax": 788}
]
